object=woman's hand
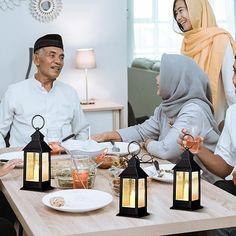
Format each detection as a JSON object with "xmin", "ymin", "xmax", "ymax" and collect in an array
[
  {"xmin": 91, "ymin": 131, "xmax": 122, "ymax": 143},
  {"xmin": 0, "ymin": 159, "xmax": 22, "ymax": 177},
  {"xmin": 232, "ymin": 171, "xmax": 236, "ymax": 185},
  {"xmin": 143, "ymin": 139, "xmax": 153, "ymax": 151},
  {"xmin": 91, "ymin": 133, "xmax": 108, "ymax": 142},
  {"xmin": 177, "ymin": 128, "xmax": 204, "ymax": 154}
]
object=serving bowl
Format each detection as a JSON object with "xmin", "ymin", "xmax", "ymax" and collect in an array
[{"xmin": 61, "ymin": 140, "xmax": 107, "ymax": 158}]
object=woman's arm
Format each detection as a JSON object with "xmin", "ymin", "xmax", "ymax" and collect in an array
[
  {"xmin": 146, "ymin": 103, "xmax": 211, "ymax": 162},
  {"xmin": 91, "ymin": 131, "xmax": 122, "ymax": 142},
  {"xmin": 92, "ymin": 106, "xmax": 161, "ymax": 143}
]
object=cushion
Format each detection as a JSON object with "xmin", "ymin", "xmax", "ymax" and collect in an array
[{"xmin": 131, "ymin": 58, "xmax": 155, "ymax": 70}]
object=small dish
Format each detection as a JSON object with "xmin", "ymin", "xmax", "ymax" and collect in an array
[
  {"xmin": 144, "ymin": 164, "xmax": 175, "ymax": 183},
  {"xmin": 42, "ymin": 189, "xmax": 113, "ymax": 213},
  {"xmin": 99, "ymin": 142, "xmax": 140, "ymax": 156}
]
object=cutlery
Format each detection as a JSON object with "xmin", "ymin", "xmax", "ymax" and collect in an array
[
  {"xmin": 61, "ymin": 134, "xmax": 75, "ymax": 142},
  {"xmin": 0, "ymin": 159, "xmax": 8, "ymax": 163},
  {"xmin": 154, "ymin": 160, "xmax": 164, "ymax": 177},
  {"xmin": 95, "ymin": 161, "xmax": 104, "ymax": 168},
  {"xmin": 110, "ymin": 140, "xmax": 120, "ymax": 152}
]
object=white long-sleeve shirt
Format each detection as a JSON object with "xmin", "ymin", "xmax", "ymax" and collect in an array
[
  {"xmin": 215, "ymin": 103, "xmax": 236, "ymax": 167},
  {"xmin": 0, "ymin": 78, "xmax": 89, "ymax": 147}
]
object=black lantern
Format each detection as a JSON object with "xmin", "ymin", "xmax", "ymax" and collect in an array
[
  {"xmin": 171, "ymin": 150, "xmax": 202, "ymax": 211},
  {"xmin": 21, "ymin": 115, "xmax": 53, "ymax": 192},
  {"xmin": 117, "ymin": 141, "xmax": 149, "ymax": 218}
]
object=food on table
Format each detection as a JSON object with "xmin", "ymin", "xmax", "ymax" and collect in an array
[
  {"xmin": 112, "ymin": 177, "xmax": 120, "ymax": 196},
  {"xmin": 51, "ymin": 157, "xmax": 72, "ymax": 178},
  {"xmin": 95, "ymin": 154, "xmax": 113, "ymax": 169},
  {"xmin": 72, "ymin": 169, "xmax": 89, "ymax": 189},
  {"xmin": 55, "ymin": 168, "xmax": 73, "ymax": 189},
  {"xmin": 50, "ymin": 196, "xmax": 65, "ymax": 207},
  {"xmin": 112, "ymin": 156, "xmax": 128, "ymax": 169},
  {"xmin": 88, "ymin": 168, "xmax": 96, "ymax": 189}
]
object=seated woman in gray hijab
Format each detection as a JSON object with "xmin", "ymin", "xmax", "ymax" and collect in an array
[{"xmin": 92, "ymin": 54, "xmax": 220, "ymax": 183}]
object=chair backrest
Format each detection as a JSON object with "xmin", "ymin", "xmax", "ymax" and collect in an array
[
  {"xmin": 128, "ymin": 102, "xmax": 137, "ymax": 127},
  {"xmin": 218, "ymin": 120, "xmax": 224, "ymax": 133},
  {"xmin": 4, "ymin": 132, "xmax": 10, "ymax": 147}
]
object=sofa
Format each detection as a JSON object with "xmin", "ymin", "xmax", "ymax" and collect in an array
[{"xmin": 128, "ymin": 58, "xmax": 162, "ymax": 125}]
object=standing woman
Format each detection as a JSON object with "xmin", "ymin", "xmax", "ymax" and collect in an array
[{"xmin": 173, "ymin": 0, "xmax": 236, "ymax": 124}]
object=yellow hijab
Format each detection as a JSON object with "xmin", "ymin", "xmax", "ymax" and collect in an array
[{"xmin": 181, "ymin": 0, "xmax": 236, "ymax": 110}]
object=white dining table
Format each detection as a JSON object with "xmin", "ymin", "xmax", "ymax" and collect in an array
[{"xmin": 1, "ymin": 147, "xmax": 236, "ymax": 236}]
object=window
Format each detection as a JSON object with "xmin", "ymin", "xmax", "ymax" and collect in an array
[{"xmin": 127, "ymin": 0, "xmax": 235, "ymax": 63}]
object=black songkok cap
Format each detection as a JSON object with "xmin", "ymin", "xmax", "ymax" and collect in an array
[{"xmin": 33, "ymin": 34, "xmax": 64, "ymax": 53}]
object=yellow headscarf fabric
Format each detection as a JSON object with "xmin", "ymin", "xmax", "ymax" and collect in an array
[{"xmin": 181, "ymin": 0, "xmax": 236, "ymax": 110}]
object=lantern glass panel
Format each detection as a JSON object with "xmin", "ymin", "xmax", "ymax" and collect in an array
[
  {"xmin": 138, "ymin": 178, "xmax": 145, "ymax": 207},
  {"xmin": 122, "ymin": 179, "xmax": 136, "ymax": 208},
  {"xmin": 176, "ymin": 171, "xmax": 189, "ymax": 201},
  {"xmin": 192, "ymin": 171, "xmax": 199, "ymax": 200},
  {"xmin": 42, "ymin": 153, "xmax": 49, "ymax": 181},
  {"xmin": 26, "ymin": 152, "xmax": 39, "ymax": 182}
]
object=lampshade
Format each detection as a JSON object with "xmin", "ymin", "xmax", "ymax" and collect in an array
[{"xmin": 76, "ymin": 48, "xmax": 96, "ymax": 69}]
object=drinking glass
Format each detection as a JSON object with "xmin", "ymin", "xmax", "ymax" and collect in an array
[
  {"xmin": 184, "ymin": 120, "xmax": 202, "ymax": 153},
  {"xmin": 71, "ymin": 155, "xmax": 90, "ymax": 189},
  {"xmin": 46, "ymin": 127, "xmax": 63, "ymax": 155}
]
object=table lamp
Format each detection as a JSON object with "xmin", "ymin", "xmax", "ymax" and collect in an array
[{"xmin": 76, "ymin": 48, "xmax": 96, "ymax": 105}]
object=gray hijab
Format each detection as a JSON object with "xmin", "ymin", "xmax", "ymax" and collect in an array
[{"xmin": 159, "ymin": 54, "xmax": 219, "ymax": 133}]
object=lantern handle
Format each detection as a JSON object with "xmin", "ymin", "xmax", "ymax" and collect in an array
[
  {"xmin": 31, "ymin": 115, "xmax": 45, "ymax": 130},
  {"xmin": 128, "ymin": 141, "xmax": 141, "ymax": 156},
  {"xmin": 182, "ymin": 133, "xmax": 195, "ymax": 150}
]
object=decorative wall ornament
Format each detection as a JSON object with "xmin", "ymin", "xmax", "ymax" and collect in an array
[
  {"xmin": 0, "ymin": 0, "xmax": 26, "ymax": 11},
  {"xmin": 29, "ymin": 0, "xmax": 62, "ymax": 23}
]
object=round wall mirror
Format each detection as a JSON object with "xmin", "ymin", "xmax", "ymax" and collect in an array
[
  {"xmin": 29, "ymin": 0, "xmax": 62, "ymax": 23},
  {"xmin": 40, "ymin": 0, "xmax": 53, "ymax": 13}
]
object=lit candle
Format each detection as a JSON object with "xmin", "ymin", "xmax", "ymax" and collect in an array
[
  {"xmin": 33, "ymin": 163, "xmax": 39, "ymax": 181},
  {"xmin": 183, "ymin": 181, "xmax": 189, "ymax": 200},
  {"xmin": 138, "ymin": 188, "xmax": 145, "ymax": 207},
  {"xmin": 129, "ymin": 189, "xmax": 135, "ymax": 207},
  {"xmin": 42, "ymin": 156, "xmax": 49, "ymax": 181}
]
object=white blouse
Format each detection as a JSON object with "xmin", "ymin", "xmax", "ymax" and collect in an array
[{"xmin": 215, "ymin": 42, "xmax": 236, "ymax": 124}]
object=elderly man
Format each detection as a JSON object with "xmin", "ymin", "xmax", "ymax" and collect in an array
[{"xmin": 0, "ymin": 34, "xmax": 88, "ymax": 147}]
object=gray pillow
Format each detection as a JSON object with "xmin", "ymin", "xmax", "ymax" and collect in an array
[
  {"xmin": 151, "ymin": 61, "xmax": 161, "ymax": 72},
  {"xmin": 131, "ymin": 58, "xmax": 155, "ymax": 70}
]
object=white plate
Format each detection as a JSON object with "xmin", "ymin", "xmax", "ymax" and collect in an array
[
  {"xmin": 61, "ymin": 140, "xmax": 107, "ymax": 158},
  {"xmin": 100, "ymin": 142, "xmax": 140, "ymax": 156},
  {"xmin": 42, "ymin": 189, "xmax": 113, "ymax": 213},
  {"xmin": 0, "ymin": 151, "xmax": 24, "ymax": 167},
  {"xmin": 144, "ymin": 164, "xmax": 175, "ymax": 183}
]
